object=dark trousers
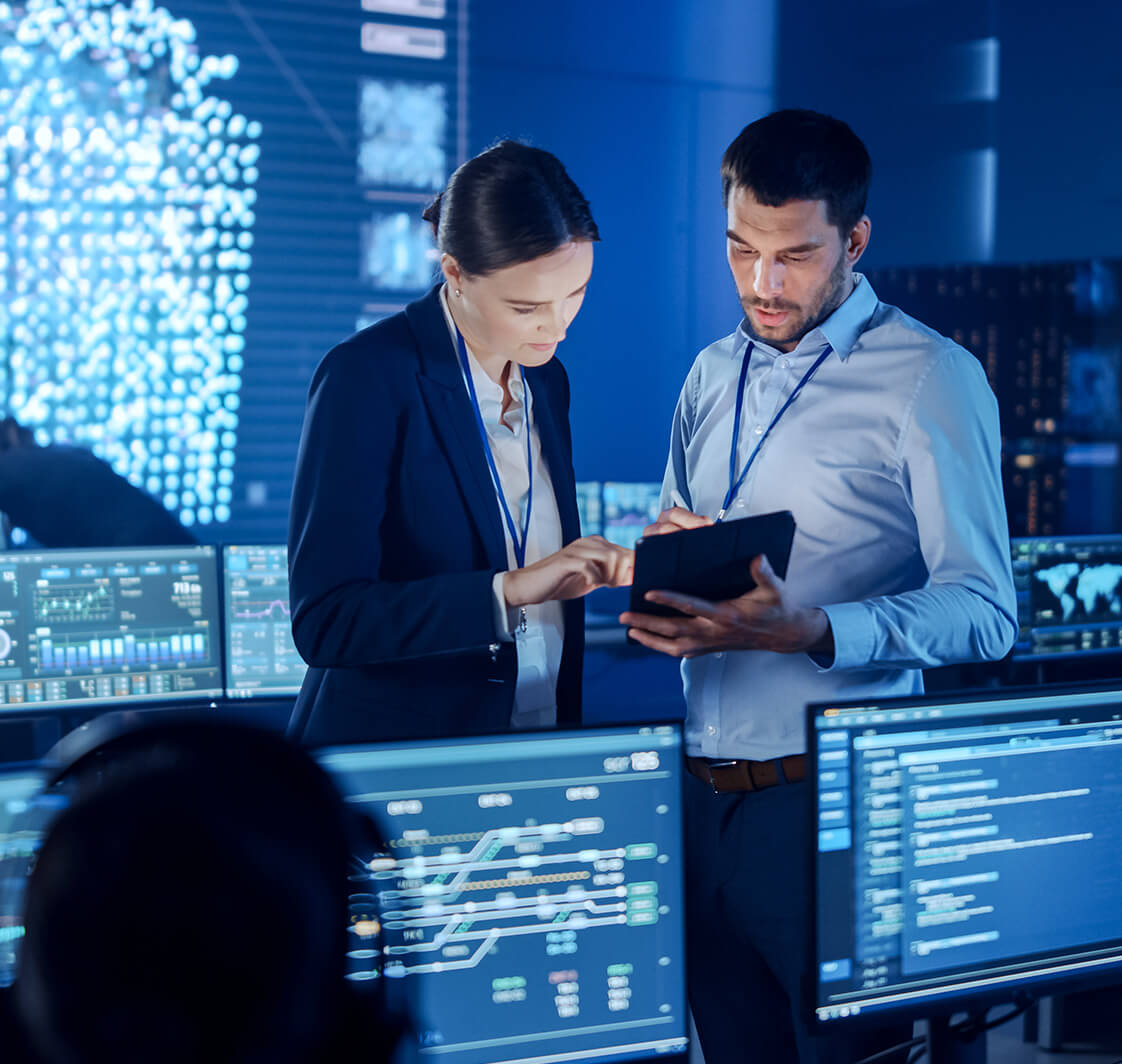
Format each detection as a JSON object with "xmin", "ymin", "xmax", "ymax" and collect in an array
[{"xmin": 684, "ymin": 771, "xmax": 910, "ymax": 1063}]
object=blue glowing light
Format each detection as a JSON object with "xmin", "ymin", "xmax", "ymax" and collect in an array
[{"xmin": 0, "ymin": 0, "xmax": 260, "ymax": 527}]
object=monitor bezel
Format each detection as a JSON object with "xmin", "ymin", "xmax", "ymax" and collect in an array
[{"xmin": 806, "ymin": 679, "xmax": 1122, "ymax": 1030}]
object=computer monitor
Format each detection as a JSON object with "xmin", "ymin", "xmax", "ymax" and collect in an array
[
  {"xmin": 1011, "ymin": 534, "xmax": 1122, "ymax": 660},
  {"xmin": 316, "ymin": 723, "xmax": 688, "ymax": 1064},
  {"xmin": 222, "ymin": 545, "xmax": 307, "ymax": 699},
  {"xmin": 602, "ymin": 483, "xmax": 662, "ymax": 551},
  {"xmin": 810, "ymin": 683, "xmax": 1122, "ymax": 1030},
  {"xmin": 576, "ymin": 481, "xmax": 603, "ymax": 537},
  {"xmin": 0, "ymin": 546, "xmax": 223, "ymax": 712},
  {"xmin": 0, "ymin": 764, "xmax": 61, "ymax": 987}
]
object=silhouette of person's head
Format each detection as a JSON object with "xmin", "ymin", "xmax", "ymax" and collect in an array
[
  {"xmin": 14, "ymin": 716, "xmax": 398, "ymax": 1064},
  {"xmin": 0, "ymin": 416, "xmax": 36, "ymax": 453}
]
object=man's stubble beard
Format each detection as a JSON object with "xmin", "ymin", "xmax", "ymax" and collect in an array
[{"xmin": 741, "ymin": 249, "xmax": 852, "ymax": 349}]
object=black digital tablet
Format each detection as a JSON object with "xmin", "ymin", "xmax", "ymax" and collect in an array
[{"xmin": 628, "ymin": 510, "xmax": 796, "ymax": 618}]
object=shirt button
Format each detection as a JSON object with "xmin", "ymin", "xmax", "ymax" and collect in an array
[
  {"xmin": 781, "ymin": 358, "xmax": 791, "ymax": 369},
  {"xmin": 706, "ymin": 725, "xmax": 717, "ymax": 735},
  {"xmin": 753, "ymin": 425, "xmax": 764, "ymax": 435},
  {"xmin": 715, "ymin": 652, "xmax": 724, "ymax": 660}
]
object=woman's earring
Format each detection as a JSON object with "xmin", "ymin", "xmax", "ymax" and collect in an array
[{"xmin": 455, "ymin": 288, "xmax": 462, "ymax": 297}]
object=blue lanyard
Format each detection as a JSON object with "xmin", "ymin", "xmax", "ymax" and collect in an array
[
  {"xmin": 455, "ymin": 328, "xmax": 533, "ymax": 568},
  {"xmin": 719, "ymin": 340, "xmax": 834, "ymax": 521}
]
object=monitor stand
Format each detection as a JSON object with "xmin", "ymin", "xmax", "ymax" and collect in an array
[{"xmin": 926, "ymin": 1015, "xmax": 986, "ymax": 1064}]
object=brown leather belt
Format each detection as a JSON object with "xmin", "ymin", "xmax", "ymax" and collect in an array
[{"xmin": 687, "ymin": 754, "xmax": 806, "ymax": 793}]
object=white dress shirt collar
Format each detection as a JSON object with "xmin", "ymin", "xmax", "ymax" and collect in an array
[
  {"xmin": 440, "ymin": 285, "xmax": 533, "ymax": 436},
  {"xmin": 734, "ymin": 272, "xmax": 879, "ymax": 364}
]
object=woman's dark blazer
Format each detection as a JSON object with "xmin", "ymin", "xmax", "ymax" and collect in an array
[{"xmin": 287, "ymin": 284, "xmax": 585, "ymax": 745}]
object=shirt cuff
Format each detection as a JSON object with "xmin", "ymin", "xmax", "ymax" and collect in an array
[
  {"xmin": 815, "ymin": 601, "xmax": 876, "ymax": 671},
  {"xmin": 491, "ymin": 572, "xmax": 517, "ymax": 643}
]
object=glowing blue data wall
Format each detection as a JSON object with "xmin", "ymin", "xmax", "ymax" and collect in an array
[
  {"xmin": 0, "ymin": 2, "xmax": 774, "ymax": 543},
  {"xmin": 0, "ymin": 0, "xmax": 468, "ymax": 543},
  {"xmin": 0, "ymin": 0, "xmax": 259, "ymax": 532}
]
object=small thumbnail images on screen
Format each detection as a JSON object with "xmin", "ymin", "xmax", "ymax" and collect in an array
[
  {"xmin": 361, "ymin": 0, "xmax": 447, "ymax": 18},
  {"xmin": 361, "ymin": 209, "xmax": 438, "ymax": 292},
  {"xmin": 358, "ymin": 78, "xmax": 447, "ymax": 192},
  {"xmin": 360, "ymin": 22, "xmax": 446, "ymax": 60}
]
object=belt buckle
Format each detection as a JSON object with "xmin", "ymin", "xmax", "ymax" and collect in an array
[{"xmin": 705, "ymin": 759, "xmax": 742, "ymax": 794}]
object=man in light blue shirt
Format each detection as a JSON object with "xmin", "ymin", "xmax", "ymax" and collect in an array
[{"xmin": 622, "ymin": 110, "xmax": 1016, "ymax": 1063}]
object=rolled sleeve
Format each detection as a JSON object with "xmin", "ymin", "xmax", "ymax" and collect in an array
[{"xmin": 816, "ymin": 348, "xmax": 1016, "ymax": 672}]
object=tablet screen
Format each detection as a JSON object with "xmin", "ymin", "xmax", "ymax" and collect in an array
[{"xmin": 629, "ymin": 510, "xmax": 796, "ymax": 617}]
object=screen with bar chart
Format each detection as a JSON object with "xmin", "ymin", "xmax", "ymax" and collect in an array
[
  {"xmin": 222, "ymin": 545, "xmax": 307, "ymax": 698},
  {"xmin": 0, "ymin": 546, "xmax": 222, "ymax": 712}
]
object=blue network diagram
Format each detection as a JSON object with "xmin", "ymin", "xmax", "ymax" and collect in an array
[
  {"xmin": 0, "ymin": 0, "xmax": 260, "ymax": 530},
  {"xmin": 319, "ymin": 727, "xmax": 688, "ymax": 1064}
]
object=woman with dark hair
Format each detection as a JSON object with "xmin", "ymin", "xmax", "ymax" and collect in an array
[{"xmin": 288, "ymin": 141, "xmax": 631, "ymax": 745}]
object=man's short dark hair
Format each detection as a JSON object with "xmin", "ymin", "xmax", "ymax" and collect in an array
[{"xmin": 721, "ymin": 109, "xmax": 872, "ymax": 236}]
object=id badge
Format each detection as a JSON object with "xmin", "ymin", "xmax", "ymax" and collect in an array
[
  {"xmin": 514, "ymin": 626, "xmax": 553, "ymax": 715},
  {"xmin": 516, "ymin": 626, "xmax": 549, "ymax": 684}
]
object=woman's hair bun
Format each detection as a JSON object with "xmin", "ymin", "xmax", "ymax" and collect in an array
[
  {"xmin": 426, "ymin": 140, "xmax": 598, "ymax": 275},
  {"xmin": 421, "ymin": 193, "xmax": 442, "ymax": 234}
]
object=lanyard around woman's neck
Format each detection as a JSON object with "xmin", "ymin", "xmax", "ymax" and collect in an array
[
  {"xmin": 718, "ymin": 340, "xmax": 834, "ymax": 522},
  {"xmin": 454, "ymin": 326, "xmax": 534, "ymax": 569}
]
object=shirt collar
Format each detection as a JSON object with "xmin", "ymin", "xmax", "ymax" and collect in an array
[
  {"xmin": 734, "ymin": 272, "xmax": 879, "ymax": 364},
  {"xmin": 439, "ymin": 284, "xmax": 528, "ymax": 430}
]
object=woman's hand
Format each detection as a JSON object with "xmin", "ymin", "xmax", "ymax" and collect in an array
[{"xmin": 503, "ymin": 536, "xmax": 634, "ymax": 607}]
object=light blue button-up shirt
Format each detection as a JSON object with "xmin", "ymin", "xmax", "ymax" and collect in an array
[{"xmin": 661, "ymin": 274, "xmax": 1017, "ymax": 760}]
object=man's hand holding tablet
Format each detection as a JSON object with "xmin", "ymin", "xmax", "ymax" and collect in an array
[{"xmin": 619, "ymin": 507, "xmax": 834, "ymax": 662}]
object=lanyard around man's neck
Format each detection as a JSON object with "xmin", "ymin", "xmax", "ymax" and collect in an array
[{"xmin": 718, "ymin": 340, "xmax": 834, "ymax": 521}]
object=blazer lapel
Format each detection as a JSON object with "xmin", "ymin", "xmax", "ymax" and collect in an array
[
  {"xmin": 407, "ymin": 287, "xmax": 509, "ymax": 571},
  {"xmin": 525, "ymin": 366, "xmax": 580, "ymax": 545}
]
